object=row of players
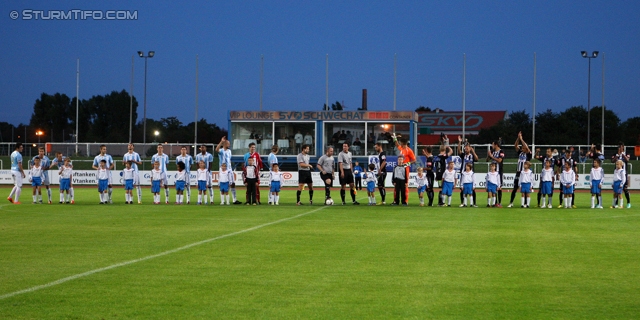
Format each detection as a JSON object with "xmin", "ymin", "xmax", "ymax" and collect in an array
[{"xmin": 6, "ymin": 134, "xmax": 634, "ymax": 208}]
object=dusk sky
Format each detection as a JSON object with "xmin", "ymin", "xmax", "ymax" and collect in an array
[{"xmin": 2, "ymin": 0, "xmax": 640, "ymax": 128}]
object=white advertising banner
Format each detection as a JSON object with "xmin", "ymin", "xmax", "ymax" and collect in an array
[{"xmin": 2, "ymin": 170, "xmax": 640, "ymax": 190}]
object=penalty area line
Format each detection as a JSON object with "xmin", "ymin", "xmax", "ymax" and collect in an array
[{"xmin": 0, "ymin": 206, "xmax": 328, "ymax": 300}]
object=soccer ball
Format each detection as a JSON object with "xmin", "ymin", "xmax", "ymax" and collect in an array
[{"xmin": 325, "ymin": 198, "xmax": 334, "ymax": 206}]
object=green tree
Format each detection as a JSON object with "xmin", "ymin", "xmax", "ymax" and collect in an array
[{"xmin": 29, "ymin": 93, "xmax": 72, "ymax": 142}]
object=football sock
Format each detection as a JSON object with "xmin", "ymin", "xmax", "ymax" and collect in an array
[
  {"xmin": 379, "ymin": 187, "xmax": 386, "ymax": 202},
  {"xmin": 296, "ymin": 190, "xmax": 301, "ymax": 203},
  {"xmin": 625, "ymin": 190, "xmax": 631, "ymax": 204},
  {"xmin": 340, "ymin": 190, "xmax": 346, "ymax": 202},
  {"xmin": 232, "ymin": 188, "xmax": 237, "ymax": 202},
  {"xmin": 70, "ymin": 187, "xmax": 74, "ymax": 200},
  {"xmin": 164, "ymin": 188, "xmax": 169, "ymax": 202},
  {"xmin": 309, "ymin": 190, "xmax": 313, "ymax": 201},
  {"xmin": 137, "ymin": 186, "xmax": 142, "ymax": 202},
  {"xmin": 350, "ymin": 189, "xmax": 355, "ymax": 202},
  {"xmin": 108, "ymin": 188, "xmax": 112, "ymax": 201},
  {"xmin": 47, "ymin": 188, "xmax": 51, "ymax": 201}
]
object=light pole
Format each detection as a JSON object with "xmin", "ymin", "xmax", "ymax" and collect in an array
[
  {"xmin": 138, "ymin": 51, "xmax": 155, "ymax": 148},
  {"xmin": 581, "ymin": 50, "xmax": 598, "ymax": 146}
]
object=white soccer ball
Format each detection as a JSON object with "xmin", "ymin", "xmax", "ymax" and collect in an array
[{"xmin": 325, "ymin": 198, "xmax": 334, "ymax": 206}]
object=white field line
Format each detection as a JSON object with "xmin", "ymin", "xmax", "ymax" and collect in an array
[{"xmin": 0, "ymin": 206, "xmax": 329, "ymax": 300}]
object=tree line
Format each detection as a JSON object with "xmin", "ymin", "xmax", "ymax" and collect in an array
[
  {"xmin": 472, "ymin": 106, "xmax": 640, "ymax": 146},
  {"xmin": 0, "ymin": 91, "xmax": 227, "ymax": 145}
]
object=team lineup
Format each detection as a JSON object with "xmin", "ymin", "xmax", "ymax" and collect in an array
[{"xmin": 6, "ymin": 133, "xmax": 633, "ymax": 208}]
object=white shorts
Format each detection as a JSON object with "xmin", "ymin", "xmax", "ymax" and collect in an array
[
  {"xmin": 133, "ymin": 171, "xmax": 140, "ymax": 185},
  {"xmin": 12, "ymin": 170, "xmax": 23, "ymax": 187},
  {"xmin": 161, "ymin": 172, "xmax": 168, "ymax": 186}
]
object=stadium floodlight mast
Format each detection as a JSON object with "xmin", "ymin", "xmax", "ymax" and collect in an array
[
  {"xmin": 138, "ymin": 51, "xmax": 155, "ymax": 149},
  {"xmin": 581, "ymin": 50, "xmax": 598, "ymax": 146}
]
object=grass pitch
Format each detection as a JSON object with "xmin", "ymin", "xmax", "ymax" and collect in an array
[{"xmin": 1, "ymin": 187, "xmax": 639, "ymax": 319}]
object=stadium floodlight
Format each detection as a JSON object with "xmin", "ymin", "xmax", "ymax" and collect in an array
[
  {"xmin": 581, "ymin": 50, "xmax": 599, "ymax": 146},
  {"xmin": 138, "ymin": 51, "xmax": 155, "ymax": 149}
]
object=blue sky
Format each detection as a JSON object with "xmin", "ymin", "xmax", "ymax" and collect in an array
[{"xmin": 2, "ymin": 0, "xmax": 639, "ymax": 128}]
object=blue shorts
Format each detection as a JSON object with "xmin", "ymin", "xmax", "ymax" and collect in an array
[
  {"xmin": 98, "ymin": 179, "xmax": 109, "ymax": 193},
  {"xmin": 152, "ymin": 180, "xmax": 161, "ymax": 194},
  {"xmin": 591, "ymin": 180, "xmax": 601, "ymax": 194},
  {"xmin": 463, "ymin": 183, "xmax": 473, "ymax": 195},
  {"xmin": 125, "ymin": 179, "xmax": 134, "ymax": 191},
  {"xmin": 613, "ymin": 181, "xmax": 623, "ymax": 194},
  {"xmin": 367, "ymin": 181, "xmax": 376, "ymax": 193},
  {"xmin": 198, "ymin": 180, "xmax": 207, "ymax": 191},
  {"xmin": 417, "ymin": 185, "xmax": 426, "ymax": 194},
  {"xmin": 442, "ymin": 181, "xmax": 454, "ymax": 196},
  {"xmin": 270, "ymin": 181, "xmax": 281, "ymax": 193},
  {"xmin": 540, "ymin": 181, "xmax": 552, "ymax": 195},
  {"xmin": 487, "ymin": 182, "xmax": 497, "ymax": 194},
  {"xmin": 219, "ymin": 182, "xmax": 229, "ymax": 193},
  {"xmin": 175, "ymin": 181, "xmax": 185, "ymax": 192},
  {"xmin": 562, "ymin": 185, "xmax": 574, "ymax": 195},
  {"xmin": 31, "ymin": 177, "xmax": 42, "ymax": 187},
  {"xmin": 521, "ymin": 183, "xmax": 531, "ymax": 194},
  {"xmin": 60, "ymin": 178, "xmax": 70, "ymax": 191}
]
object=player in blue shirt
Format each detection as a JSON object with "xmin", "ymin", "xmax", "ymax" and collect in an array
[
  {"xmin": 216, "ymin": 137, "xmax": 242, "ymax": 204},
  {"xmin": 267, "ymin": 144, "xmax": 279, "ymax": 204},
  {"xmin": 123, "ymin": 143, "xmax": 143, "ymax": 204},
  {"xmin": 51, "ymin": 151, "xmax": 75, "ymax": 203},
  {"xmin": 92, "ymin": 145, "xmax": 115, "ymax": 204},
  {"xmin": 32, "ymin": 147, "xmax": 52, "ymax": 204},
  {"xmin": 7, "ymin": 143, "xmax": 26, "ymax": 204},
  {"xmin": 151, "ymin": 144, "xmax": 171, "ymax": 204},
  {"xmin": 195, "ymin": 144, "xmax": 214, "ymax": 204},
  {"xmin": 176, "ymin": 146, "xmax": 194, "ymax": 204}
]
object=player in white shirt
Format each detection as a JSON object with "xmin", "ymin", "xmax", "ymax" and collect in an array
[
  {"xmin": 413, "ymin": 167, "xmax": 428, "ymax": 207},
  {"xmin": 612, "ymin": 160, "xmax": 627, "ymax": 209},
  {"xmin": 267, "ymin": 145, "xmax": 279, "ymax": 204},
  {"xmin": 96, "ymin": 159, "xmax": 110, "ymax": 204},
  {"xmin": 51, "ymin": 152, "xmax": 74, "ymax": 202},
  {"xmin": 176, "ymin": 146, "xmax": 194, "ymax": 204},
  {"xmin": 590, "ymin": 159, "xmax": 604, "ymax": 209},
  {"xmin": 31, "ymin": 147, "xmax": 52, "ymax": 204},
  {"xmin": 122, "ymin": 161, "xmax": 136, "ymax": 204},
  {"xmin": 29, "ymin": 157, "xmax": 44, "ymax": 204},
  {"xmin": 92, "ymin": 145, "xmax": 115, "ymax": 204},
  {"xmin": 441, "ymin": 161, "xmax": 458, "ymax": 207},
  {"xmin": 151, "ymin": 144, "xmax": 170, "ymax": 204},
  {"xmin": 58, "ymin": 158, "xmax": 73, "ymax": 204},
  {"xmin": 8, "ymin": 143, "xmax": 26, "ymax": 204},
  {"xmin": 518, "ymin": 161, "xmax": 534, "ymax": 208},
  {"xmin": 175, "ymin": 161, "xmax": 187, "ymax": 205},
  {"xmin": 269, "ymin": 163, "xmax": 284, "ymax": 205},
  {"xmin": 560, "ymin": 162, "xmax": 576, "ymax": 209},
  {"xmin": 218, "ymin": 163, "xmax": 235, "ymax": 205},
  {"xmin": 539, "ymin": 160, "xmax": 555, "ymax": 208},
  {"xmin": 196, "ymin": 144, "xmax": 214, "ymax": 204},
  {"xmin": 150, "ymin": 161, "xmax": 165, "ymax": 205},
  {"xmin": 459, "ymin": 163, "xmax": 476, "ymax": 207},
  {"xmin": 123, "ymin": 143, "xmax": 143, "ymax": 204},
  {"xmin": 216, "ymin": 137, "xmax": 241, "ymax": 204},
  {"xmin": 485, "ymin": 163, "xmax": 501, "ymax": 207},
  {"xmin": 365, "ymin": 163, "xmax": 378, "ymax": 205},
  {"xmin": 196, "ymin": 161, "xmax": 209, "ymax": 205}
]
